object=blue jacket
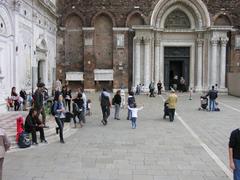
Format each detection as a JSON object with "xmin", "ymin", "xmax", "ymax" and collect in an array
[{"xmin": 54, "ymin": 101, "xmax": 66, "ymax": 118}]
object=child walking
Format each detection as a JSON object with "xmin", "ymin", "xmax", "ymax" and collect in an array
[{"xmin": 128, "ymin": 103, "xmax": 143, "ymax": 129}]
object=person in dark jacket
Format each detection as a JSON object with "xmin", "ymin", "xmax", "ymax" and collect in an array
[
  {"xmin": 53, "ymin": 94, "xmax": 66, "ymax": 143},
  {"xmin": 64, "ymin": 86, "xmax": 72, "ymax": 112},
  {"xmin": 24, "ymin": 108, "xmax": 47, "ymax": 145},
  {"xmin": 33, "ymin": 83, "xmax": 48, "ymax": 128},
  {"xmin": 72, "ymin": 93, "xmax": 84, "ymax": 128},
  {"xmin": 127, "ymin": 91, "xmax": 135, "ymax": 120},
  {"xmin": 206, "ymin": 86, "xmax": 218, "ymax": 112},
  {"xmin": 113, "ymin": 90, "xmax": 121, "ymax": 120}
]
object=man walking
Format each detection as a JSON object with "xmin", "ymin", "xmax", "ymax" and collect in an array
[
  {"xmin": 229, "ymin": 128, "xmax": 240, "ymax": 180},
  {"xmin": 149, "ymin": 81, "xmax": 155, "ymax": 97},
  {"xmin": 166, "ymin": 89, "xmax": 178, "ymax": 122},
  {"xmin": 99, "ymin": 88, "xmax": 111, "ymax": 125},
  {"xmin": 206, "ymin": 86, "xmax": 218, "ymax": 112},
  {"xmin": 157, "ymin": 81, "xmax": 162, "ymax": 95},
  {"xmin": 34, "ymin": 82, "xmax": 48, "ymax": 128}
]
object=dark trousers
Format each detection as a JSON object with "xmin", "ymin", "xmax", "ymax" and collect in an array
[
  {"xmin": 0, "ymin": 158, "xmax": 3, "ymax": 180},
  {"xmin": 158, "ymin": 88, "xmax": 162, "ymax": 95},
  {"xmin": 168, "ymin": 109, "xmax": 176, "ymax": 122},
  {"xmin": 101, "ymin": 106, "xmax": 110, "ymax": 123},
  {"xmin": 37, "ymin": 108, "xmax": 46, "ymax": 125},
  {"xmin": 27, "ymin": 127, "xmax": 45, "ymax": 143},
  {"xmin": 55, "ymin": 117, "xmax": 64, "ymax": 141},
  {"xmin": 73, "ymin": 112, "xmax": 83, "ymax": 124},
  {"xmin": 150, "ymin": 89, "xmax": 155, "ymax": 97},
  {"xmin": 14, "ymin": 100, "xmax": 20, "ymax": 111},
  {"xmin": 65, "ymin": 99, "xmax": 71, "ymax": 112}
]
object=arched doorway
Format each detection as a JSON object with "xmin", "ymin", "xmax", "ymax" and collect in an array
[{"xmin": 37, "ymin": 60, "xmax": 45, "ymax": 84}]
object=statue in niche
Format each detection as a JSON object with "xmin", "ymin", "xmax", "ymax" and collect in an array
[{"xmin": 164, "ymin": 9, "xmax": 191, "ymax": 29}]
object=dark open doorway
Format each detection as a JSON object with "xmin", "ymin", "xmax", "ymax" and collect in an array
[{"xmin": 164, "ymin": 47, "xmax": 190, "ymax": 90}]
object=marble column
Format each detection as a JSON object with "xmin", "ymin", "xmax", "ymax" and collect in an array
[
  {"xmin": 196, "ymin": 39, "xmax": 204, "ymax": 91},
  {"xmin": 159, "ymin": 44, "xmax": 164, "ymax": 90},
  {"xmin": 134, "ymin": 38, "xmax": 141, "ymax": 88},
  {"xmin": 210, "ymin": 39, "xmax": 218, "ymax": 86},
  {"xmin": 220, "ymin": 37, "xmax": 229, "ymax": 90},
  {"xmin": 154, "ymin": 39, "xmax": 160, "ymax": 87},
  {"xmin": 144, "ymin": 38, "xmax": 151, "ymax": 90}
]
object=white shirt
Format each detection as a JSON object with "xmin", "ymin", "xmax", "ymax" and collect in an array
[{"xmin": 128, "ymin": 106, "xmax": 143, "ymax": 118}]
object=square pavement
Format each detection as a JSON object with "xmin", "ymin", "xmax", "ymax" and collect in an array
[{"xmin": 3, "ymin": 92, "xmax": 239, "ymax": 180}]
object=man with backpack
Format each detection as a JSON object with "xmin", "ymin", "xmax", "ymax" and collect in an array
[{"xmin": 99, "ymin": 88, "xmax": 111, "ymax": 126}]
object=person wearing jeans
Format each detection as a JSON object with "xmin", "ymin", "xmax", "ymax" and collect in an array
[
  {"xmin": 206, "ymin": 86, "xmax": 218, "ymax": 112},
  {"xmin": 229, "ymin": 128, "xmax": 240, "ymax": 180},
  {"xmin": 166, "ymin": 89, "xmax": 178, "ymax": 122},
  {"xmin": 54, "ymin": 94, "xmax": 66, "ymax": 143},
  {"xmin": 128, "ymin": 104, "xmax": 143, "ymax": 129},
  {"xmin": 0, "ymin": 128, "xmax": 11, "ymax": 180}
]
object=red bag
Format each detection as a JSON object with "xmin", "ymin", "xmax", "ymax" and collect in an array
[{"xmin": 16, "ymin": 116, "xmax": 24, "ymax": 142}]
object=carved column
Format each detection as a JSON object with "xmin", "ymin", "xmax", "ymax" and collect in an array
[
  {"xmin": 210, "ymin": 39, "xmax": 218, "ymax": 86},
  {"xmin": 154, "ymin": 39, "xmax": 160, "ymax": 87},
  {"xmin": 196, "ymin": 39, "xmax": 204, "ymax": 91},
  {"xmin": 144, "ymin": 38, "xmax": 151, "ymax": 90},
  {"xmin": 134, "ymin": 37, "xmax": 141, "ymax": 88},
  {"xmin": 159, "ymin": 43, "xmax": 164, "ymax": 90},
  {"xmin": 220, "ymin": 37, "xmax": 229, "ymax": 90}
]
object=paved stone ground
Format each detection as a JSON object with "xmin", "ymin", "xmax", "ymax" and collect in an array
[{"xmin": 3, "ymin": 92, "xmax": 240, "ymax": 180}]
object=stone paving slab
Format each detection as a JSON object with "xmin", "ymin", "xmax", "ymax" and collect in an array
[{"xmin": 3, "ymin": 93, "xmax": 236, "ymax": 180}]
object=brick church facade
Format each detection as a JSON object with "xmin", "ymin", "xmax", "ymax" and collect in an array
[{"xmin": 56, "ymin": 0, "xmax": 240, "ymax": 92}]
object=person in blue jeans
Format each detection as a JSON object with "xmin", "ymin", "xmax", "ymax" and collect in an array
[
  {"xmin": 229, "ymin": 128, "xmax": 240, "ymax": 180},
  {"xmin": 128, "ymin": 103, "xmax": 143, "ymax": 129},
  {"xmin": 127, "ymin": 91, "xmax": 135, "ymax": 120},
  {"xmin": 206, "ymin": 86, "xmax": 218, "ymax": 111}
]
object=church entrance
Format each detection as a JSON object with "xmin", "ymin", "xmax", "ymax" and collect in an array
[
  {"xmin": 164, "ymin": 47, "xmax": 190, "ymax": 90},
  {"xmin": 37, "ymin": 60, "xmax": 44, "ymax": 84}
]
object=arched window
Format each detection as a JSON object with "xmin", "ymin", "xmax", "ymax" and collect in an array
[
  {"xmin": 164, "ymin": 10, "xmax": 191, "ymax": 29},
  {"xmin": 214, "ymin": 15, "xmax": 232, "ymax": 26}
]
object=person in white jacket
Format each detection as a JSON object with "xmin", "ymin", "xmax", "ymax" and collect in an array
[
  {"xmin": 0, "ymin": 128, "xmax": 11, "ymax": 180},
  {"xmin": 128, "ymin": 103, "xmax": 143, "ymax": 129}
]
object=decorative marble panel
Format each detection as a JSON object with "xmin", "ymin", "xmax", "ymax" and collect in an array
[
  {"xmin": 165, "ymin": 10, "xmax": 191, "ymax": 29},
  {"xmin": 94, "ymin": 69, "xmax": 114, "ymax": 81},
  {"xmin": 66, "ymin": 72, "xmax": 84, "ymax": 81}
]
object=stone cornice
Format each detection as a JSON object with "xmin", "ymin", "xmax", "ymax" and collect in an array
[{"xmin": 38, "ymin": 0, "xmax": 57, "ymax": 17}]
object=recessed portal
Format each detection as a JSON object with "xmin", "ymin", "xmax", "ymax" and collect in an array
[{"xmin": 164, "ymin": 47, "xmax": 190, "ymax": 90}]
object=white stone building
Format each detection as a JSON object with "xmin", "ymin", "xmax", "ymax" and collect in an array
[
  {"xmin": 132, "ymin": 0, "xmax": 232, "ymax": 92},
  {"xmin": 0, "ymin": 0, "xmax": 57, "ymax": 111}
]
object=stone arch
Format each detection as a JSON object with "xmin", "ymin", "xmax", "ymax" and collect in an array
[
  {"xmin": 91, "ymin": 11, "xmax": 116, "ymax": 27},
  {"xmin": 94, "ymin": 13, "xmax": 113, "ymax": 69},
  {"xmin": 62, "ymin": 11, "xmax": 85, "ymax": 27},
  {"xmin": 126, "ymin": 11, "xmax": 146, "ymax": 27},
  {"xmin": 0, "ymin": 4, "xmax": 13, "ymax": 36},
  {"xmin": 161, "ymin": 5, "xmax": 196, "ymax": 29},
  {"xmin": 213, "ymin": 14, "xmax": 233, "ymax": 26},
  {"xmin": 64, "ymin": 13, "xmax": 84, "ymax": 72},
  {"xmin": 151, "ymin": 0, "xmax": 211, "ymax": 29}
]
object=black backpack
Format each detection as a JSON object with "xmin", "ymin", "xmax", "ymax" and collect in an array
[
  {"xmin": 101, "ymin": 93, "xmax": 110, "ymax": 107},
  {"xmin": 18, "ymin": 132, "xmax": 31, "ymax": 148}
]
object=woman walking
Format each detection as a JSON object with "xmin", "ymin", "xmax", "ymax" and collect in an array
[
  {"xmin": 54, "ymin": 94, "xmax": 66, "ymax": 143},
  {"xmin": 113, "ymin": 90, "xmax": 121, "ymax": 120},
  {"xmin": 0, "ymin": 128, "xmax": 11, "ymax": 180},
  {"xmin": 72, "ymin": 93, "xmax": 84, "ymax": 128}
]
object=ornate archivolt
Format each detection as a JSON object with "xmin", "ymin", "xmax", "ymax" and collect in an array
[
  {"xmin": 151, "ymin": 0, "xmax": 211, "ymax": 29},
  {"xmin": 0, "ymin": 4, "xmax": 13, "ymax": 37}
]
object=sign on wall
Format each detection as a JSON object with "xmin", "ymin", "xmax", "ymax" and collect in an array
[
  {"xmin": 116, "ymin": 34, "xmax": 124, "ymax": 48},
  {"xmin": 235, "ymin": 35, "xmax": 240, "ymax": 49}
]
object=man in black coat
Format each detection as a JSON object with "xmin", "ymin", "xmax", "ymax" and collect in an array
[{"xmin": 33, "ymin": 83, "xmax": 48, "ymax": 128}]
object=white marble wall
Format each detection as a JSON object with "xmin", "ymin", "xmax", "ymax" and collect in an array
[{"xmin": 0, "ymin": 0, "xmax": 57, "ymax": 112}]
